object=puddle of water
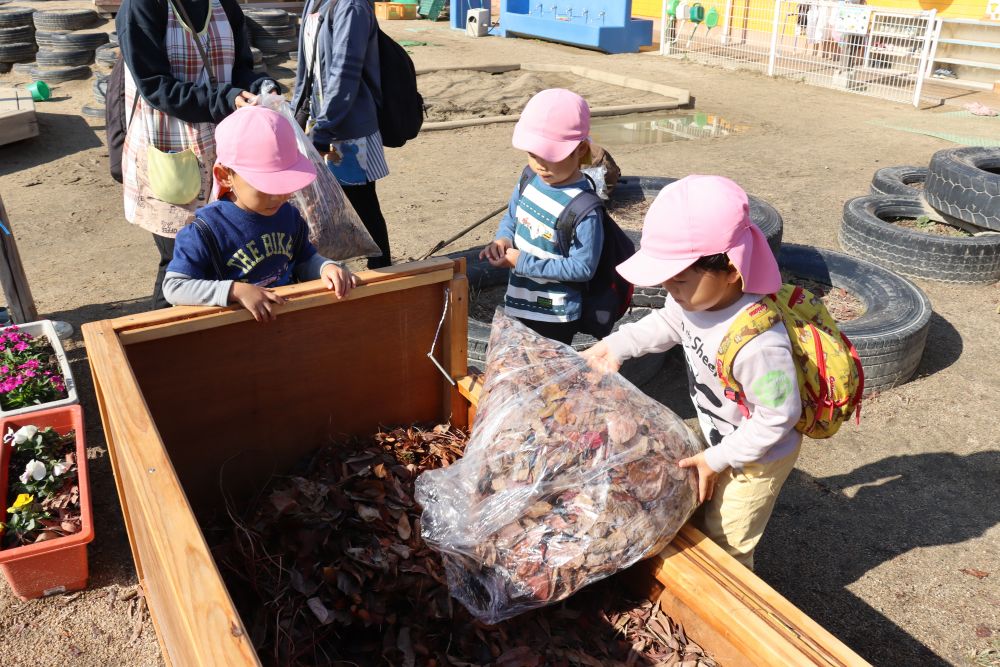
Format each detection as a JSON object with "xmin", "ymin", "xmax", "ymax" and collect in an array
[{"xmin": 590, "ymin": 112, "xmax": 744, "ymax": 144}]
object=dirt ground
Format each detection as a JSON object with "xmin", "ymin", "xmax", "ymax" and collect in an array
[{"xmin": 1, "ymin": 7, "xmax": 999, "ymax": 667}]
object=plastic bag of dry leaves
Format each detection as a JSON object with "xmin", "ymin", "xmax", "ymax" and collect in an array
[{"xmin": 416, "ymin": 310, "xmax": 701, "ymax": 624}]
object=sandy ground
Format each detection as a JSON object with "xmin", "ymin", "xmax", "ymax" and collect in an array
[{"xmin": 1, "ymin": 8, "xmax": 999, "ymax": 667}]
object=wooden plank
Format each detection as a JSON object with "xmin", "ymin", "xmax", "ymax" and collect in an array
[
  {"xmin": 117, "ymin": 267, "xmax": 454, "ymax": 345},
  {"xmin": 124, "ymin": 284, "xmax": 451, "ymax": 513},
  {"xmin": 0, "ymin": 88, "xmax": 39, "ymax": 147},
  {"xmin": 81, "ymin": 320, "xmax": 259, "ymax": 667},
  {"xmin": 0, "ymin": 193, "xmax": 38, "ymax": 324},
  {"xmin": 645, "ymin": 525, "xmax": 871, "ymax": 666},
  {"xmin": 111, "ymin": 258, "xmax": 454, "ymax": 342}
]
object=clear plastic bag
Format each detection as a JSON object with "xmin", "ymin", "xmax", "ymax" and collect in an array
[
  {"xmin": 415, "ymin": 310, "xmax": 702, "ymax": 624},
  {"xmin": 255, "ymin": 92, "xmax": 380, "ymax": 261}
]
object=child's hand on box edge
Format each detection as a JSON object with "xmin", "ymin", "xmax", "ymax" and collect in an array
[
  {"xmin": 230, "ymin": 282, "xmax": 285, "ymax": 323},
  {"xmin": 322, "ymin": 263, "xmax": 357, "ymax": 299},
  {"xmin": 581, "ymin": 341, "xmax": 622, "ymax": 374},
  {"xmin": 678, "ymin": 451, "xmax": 722, "ymax": 503}
]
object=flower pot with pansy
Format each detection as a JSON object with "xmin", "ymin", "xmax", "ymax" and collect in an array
[
  {"xmin": 0, "ymin": 405, "xmax": 94, "ymax": 599},
  {"xmin": 0, "ymin": 321, "xmax": 78, "ymax": 418}
]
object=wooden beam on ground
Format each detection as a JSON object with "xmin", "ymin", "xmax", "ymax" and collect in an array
[
  {"xmin": 0, "ymin": 193, "xmax": 38, "ymax": 324},
  {"xmin": 0, "ymin": 88, "xmax": 38, "ymax": 148}
]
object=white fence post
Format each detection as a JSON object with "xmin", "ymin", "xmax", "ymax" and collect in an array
[
  {"xmin": 767, "ymin": 0, "xmax": 782, "ymax": 76},
  {"xmin": 912, "ymin": 8, "xmax": 937, "ymax": 107}
]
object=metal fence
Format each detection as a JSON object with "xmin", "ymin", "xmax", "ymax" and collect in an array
[{"xmin": 659, "ymin": 0, "xmax": 937, "ymax": 106}]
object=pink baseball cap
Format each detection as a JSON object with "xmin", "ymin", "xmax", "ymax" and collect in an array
[
  {"xmin": 211, "ymin": 106, "xmax": 316, "ymax": 199},
  {"xmin": 616, "ymin": 175, "xmax": 782, "ymax": 294},
  {"xmin": 512, "ymin": 88, "xmax": 590, "ymax": 163}
]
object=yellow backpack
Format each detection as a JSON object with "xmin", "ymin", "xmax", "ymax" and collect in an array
[{"xmin": 715, "ymin": 284, "xmax": 864, "ymax": 439}]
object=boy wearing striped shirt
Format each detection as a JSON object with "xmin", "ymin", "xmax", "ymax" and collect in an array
[{"xmin": 480, "ymin": 89, "xmax": 604, "ymax": 344}]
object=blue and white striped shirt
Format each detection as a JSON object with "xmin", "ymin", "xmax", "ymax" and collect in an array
[{"xmin": 496, "ymin": 173, "xmax": 603, "ymax": 323}]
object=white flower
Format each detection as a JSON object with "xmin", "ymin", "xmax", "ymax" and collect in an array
[
  {"xmin": 11, "ymin": 425, "xmax": 38, "ymax": 445},
  {"xmin": 52, "ymin": 462, "xmax": 69, "ymax": 476},
  {"xmin": 21, "ymin": 459, "xmax": 46, "ymax": 483},
  {"xmin": 3, "ymin": 427, "xmax": 12, "ymax": 444}
]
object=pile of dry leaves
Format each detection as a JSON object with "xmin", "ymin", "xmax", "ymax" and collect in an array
[
  {"xmin": 417, "ymin": 312, "xmax": 701, "ymax": 624},
  {"xmin": 210, "ymin": 421, "xmax": 714, "ymax": 667}
]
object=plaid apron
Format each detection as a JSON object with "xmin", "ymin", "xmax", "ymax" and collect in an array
[{"xmin": 122, "ymin": 0, "xmax": 235, "ymax": 237}]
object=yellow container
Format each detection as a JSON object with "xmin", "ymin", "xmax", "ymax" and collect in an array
[{"xmin": 375, "ymin": 1, "xmax": 418, "ymax": 20}]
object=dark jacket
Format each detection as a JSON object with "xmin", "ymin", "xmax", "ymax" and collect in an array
[
  {"xmin": 117, "ymin": 0, "xmax": 271, "ymax": 124},
  {"xmin": 292, "ymin": 0, "xmax": 381, "ymax": 144}
]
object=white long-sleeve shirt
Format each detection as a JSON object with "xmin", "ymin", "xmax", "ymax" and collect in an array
[{"xmin": 603, "ymin": 293, "xmax": 802, "ymax": 472}]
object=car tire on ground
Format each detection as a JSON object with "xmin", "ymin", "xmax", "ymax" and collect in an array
[
  {"xmin": 870, "ymin": 165, "xmax": 928, "ymax": 198},
  {"xmin": 244, "ymin": 9, "xmax": 290, "ymax": 27},
  {"xmin": 32, "ymin": 9, "xmax": 99, "ymax": 32},
  {"xmin": 0, "ymin": 6, "xmax": 33, "ymax": 29},
  {"xmin": 95, "ymin": 43, "xmax": 118, "ymax": 68},
  {"xmin": 30, "ymin": 63, "xmax": 90, "ymax": 82},
  {"xmin": 0, "ymin": 40, "xmax": 34, "ymax": 62},
  {"xmin": 36, "ymin": 46, "xmax": 94, "ymax": 67},
  {"xmin": 778, "ymin": 243, "xmax": 933, "ymax": 395},
  {"xmin": 81, "ymin": 103, "xmax": 105, "ymax": 118},
  {"xmin": 60, "ymin": 30, "xmax": 108, "ymax": 50},
  {"xmin": 0, "ymin": 23, "xmax": 32, "ymax": 44},
  {"xmin": 613, "ymin": 175, "xmax": 784, "ymax": 308},
  {"xmin": 840, "ymin": 195, "xmax": 1000, "ymax": 284},
  {"xmin": 253, "ymin": 36, "xmax": 296, "ymax": 53},
  {"xmin": 924, "ymin": 147, "xmax": 1000, "ymax": 231}
]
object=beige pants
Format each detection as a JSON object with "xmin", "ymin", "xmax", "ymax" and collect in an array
[{"xmin": 690, "ymin": 444, "xmax": 802, "ymax": 570}]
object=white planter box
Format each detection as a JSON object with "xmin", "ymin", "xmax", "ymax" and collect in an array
[{"xmin": 0, "ymin": 320, "xmax": 79, "ymax": 418}]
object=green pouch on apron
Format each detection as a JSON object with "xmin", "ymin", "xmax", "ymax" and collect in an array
[{"xmin": 146, "ymin": 145, "xmax": 202, "ymax": 205}]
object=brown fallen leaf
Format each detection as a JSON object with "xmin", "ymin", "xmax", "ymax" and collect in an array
[
  {"xmin": 975, "ymin": 625, "xmax": 993, "ymax": 638},
  {"xmin": 960, "ymin": 568, "xmax": 990, "ymax": 579},
  {"xmin": 398, "ymin": 513, "xmax": 412, "ymax": 540}
]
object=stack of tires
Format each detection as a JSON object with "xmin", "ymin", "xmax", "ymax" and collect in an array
[
  {"xmin": 31, "ymin": 9, "xmax": 104, "ymax": 85},
  {"xmin": 88, "ymin": 33, "xmax": 119, "ymax": 119},
  {"xmin": 841, "ymin": 147, "xmax": 1000, "ymax": 285},
  {"xmin": 0, "ymin": 6, "xmax": 36, "ymax": 74},
  {"xmin": 245, "ymin": 9, "xmax": 297, "ymax": 65}
]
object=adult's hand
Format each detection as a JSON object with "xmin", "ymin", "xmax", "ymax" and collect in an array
[{"xmin": 234, "ymin": 90, "xmax": 257, "ymax": 109}]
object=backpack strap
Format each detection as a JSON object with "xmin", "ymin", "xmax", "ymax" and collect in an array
[
  {"xmin": 191, "ymin": 217, "xmax": 228, "ymax": 279},
  {"xmin": 555, "ymin": 190, "xmax": 604, "ymax": 258},
  {"xmin": 516, "ymin": 165, "xmax": 534, "ymax": 196},
  {"xmin": 715, "ymin": 296, "xmax": 784, "ymax": 418}
]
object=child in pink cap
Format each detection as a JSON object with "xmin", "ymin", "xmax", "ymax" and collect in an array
[
  {"xmin": 479, "ymin": 88, "xmax": 604, "ymax": 344},
  {"xmin": 584, "ymin": 175, "xmax": 801, "ymax": 570},
  {"xmin": 164, "ymin": 106, "xmax": 356, "ymax": 322}
]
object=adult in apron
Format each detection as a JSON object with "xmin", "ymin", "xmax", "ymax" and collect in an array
[
  {"xmin": 292, "ymin": 0, "xmax": 392, "ymax": 270},
  {"xmin": 117, "ymin": 0, "xmax": 274, "ymax": 309}
]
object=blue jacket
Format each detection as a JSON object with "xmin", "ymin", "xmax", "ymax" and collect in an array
[{"xmin": 292, "ymin": 0, "xmax": 381, "ymax": 144}]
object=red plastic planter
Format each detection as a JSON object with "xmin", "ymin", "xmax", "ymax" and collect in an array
[{"xmin": 0, "ymin": 405, "xmax": 94, "ymax": 599}]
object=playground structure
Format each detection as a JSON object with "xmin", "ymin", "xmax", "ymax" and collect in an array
[
  {"xmin": 492, "ymin": 0, "xmax": 654, "ymax": 53},
  {"xmin": 659, "ymin": 0, "xmax": 939, "ymax": 106}
]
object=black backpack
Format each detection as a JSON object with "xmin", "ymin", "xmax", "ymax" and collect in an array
[
  {"xmin": 371, "ymin": 28, "xmax": 423, "ymax": 148},
  {"xmin": 516, "ymin": 166, "xmax": 636, "ymax": 338}
]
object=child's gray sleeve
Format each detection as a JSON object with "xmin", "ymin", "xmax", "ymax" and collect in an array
[{"xmin": 162, "ymin": 271, "xmax": 233, "ymax": 308}]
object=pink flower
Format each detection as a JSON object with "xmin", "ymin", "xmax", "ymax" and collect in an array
[
  {"xmin": 0, "ymin": 365, "xmax": 8, "ymax": 374},
  {"xmin": 14, "ymin": 342, "xmax": 28, "ymax": 352},
  {"xmin": 19, "ymin": 360, "xmax": 39, "ymax": 370}
]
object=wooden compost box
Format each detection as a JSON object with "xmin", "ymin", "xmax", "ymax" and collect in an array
[{"xmin": 82, "ymin": 259, "xmax": 868, "ymax": 667}]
